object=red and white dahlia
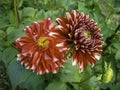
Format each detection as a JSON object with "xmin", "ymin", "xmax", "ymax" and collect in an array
[
  {"xmin": 16, "ymin": 18, "xmax": 67, "ymax": 74},
  {"xmin": 51, "ymin": 10, "xmax": 103, "ymax": 71}
]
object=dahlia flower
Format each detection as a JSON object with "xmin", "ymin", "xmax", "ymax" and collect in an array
[
  {"xmin": 51, "ymin": 10, "xmax": 103, "ymax": 71},
  {"xmin": 16, "ymin": 18, "xmax": 67, "ymax": 74}
]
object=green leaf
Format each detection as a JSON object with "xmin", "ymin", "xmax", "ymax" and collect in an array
[
  {"xmin": 97, "ymin": 0, "xmax": 114, "ymax": 16},
  {"xmin": 36, "ymin": 9, "xmax": 46, "ymax": 20},
  {"xmin": 0, "ymin": 51, "xmax": 2, "ymax": 61},
  {"xmin": 19, "ymin": 72, "xmax": 45, "ymax": 90},
  {"xmin": 45, "ymin": 11, "xmax": 53, "ymax": 19},
  {"xmin": 115, "ymin": 49, "xmax": 120, "ymax": 61},
  {"xmin": 0, "ymin": 16, "xmax": 9, "ymax": 29},
  {"xmin": 0, "ymin": 39, "xmax": 12, "ymax": 47},
  {"xmin": 7, "ymin": 59, "xmax": 30, "ymax": 89},
  {"xmin": 22, "ymin": 18, "xmax": 35, "ymax": 26},
  {"xmin": 2, "ymin": 47, "xmax": 18, "ymax": 65},
  {"xmin": 0, "ymin": 0, "xmax": 9, "ymax": 5},
  {"xmin": 113, "ymin": 43, "xmax": 120, "ymax": 49},
  {"xmin": 8, "ymin": 57, "xmax": 45, "ymax": 90},
  {"xmin": 78, "ymin": 2, "xmax": 86, "ymax": 12},
  {"xmin": 59, "ymin": 59, "xmax": 81, "ymax": 82},
  {"xmin": 22, "ymin": 7, "xmax": 37, "ymax": 18},
  {"xmin": 45, "ymin": 81, "xmax": 66, "ymax": 90},
  {"xmin": 7, "ymin": 25, "xmax": 25, "ymax": 42},
  {"xmin": 100, "ymin": 83, "xmax": 111, "ymax": 90},
  {"xmin": 18, "ymin": 0, "xmax": 24, "ymax": 8},
  {"xmin": 8, "ymin": 10, "xmax": 16, "ymax": 24},
  {"xmin": 110, "ymin": 82, "xmax": 120, "ymax": 90},
  {"xmin": 78, "ymin": 82, "xmax": 98, "ymax": 90},
  {"xmin": 0, "ymin": 46, "xmax": 4, "ymax": 51},
  {"xmin": 88, "ymin": 76, "xmax": 99, "ymax": 88},
  {"xmin": 0, "ymin": 30, "xmax": 6, "ymax": 38}
]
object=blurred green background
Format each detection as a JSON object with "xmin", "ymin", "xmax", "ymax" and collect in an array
[{"xmin": 0, "ymin": 0, "xmax": 120, "ymax": 90}]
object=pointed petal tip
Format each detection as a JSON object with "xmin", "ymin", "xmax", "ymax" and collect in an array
[
  {"xmin": 66, "ymin": 12, "xmax": 71, "ymax": 19},
  {"xmin": 26, "ymin": 26, "xmax": 30, "ymax": 28},
  {"xmin": 57, "ymin": 25, "xmax": 62, "ymax": 29},
  {"xmin": 16, "ymin": 38, "xmax": 21, "ymax": 42},
  {"xmin": 94, "ymin": 53, "xmax": 101, "ymax": 60},
  {"xmin": 24, "ymin": 29, "xmax": 26, "ymax": 31},
  {"xmin": 91, "ymin": 63, "xmax": 95, "ymax": 67},
  {"xmin": 34, "ymin": 21, "xmax": 38, "ymax": 23},
  {"xmin": 53, "ymin": 70, "xmax": 57, "ymax": 74},
  {"xmin": 31, "ymin": 65, "xmax": 35, "ymax": 70},
  {"xmin": 45, "ymin": 69, "xmax": 49, "ymax": 73},
  {"xmin": 48, "ymin": 18, "xmax": 51, "ymax": 20},
  {"xmin": 39, "ymin": 71, "xmax": 42, "ymax": 75},
  {"xmin": 21, "ymin": 61, "xmax": 24, "ymax": 65},
  {"xmin": 56, "ymin": 18, "xmax": 60, "ymax": 21},
  {"xmin": 17, "ymin": 57, "xmax": 20, "ymax": 61},
  {"xmin": 72, "ymin": 60, "xmax": 77, "ymax": 66}
]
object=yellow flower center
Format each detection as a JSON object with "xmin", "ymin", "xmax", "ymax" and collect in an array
[
  {"xmin": 83, "ymin": 30, "xmax": 91, "ymax": 39},
  {"xmin": 37, "ymin": 37, "xmax": 49, "ymax": 48}
]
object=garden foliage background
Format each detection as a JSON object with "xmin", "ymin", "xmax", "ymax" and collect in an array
[{"xmin": 0, "ymin": 0, "xmax": 120, "ymax": 90}]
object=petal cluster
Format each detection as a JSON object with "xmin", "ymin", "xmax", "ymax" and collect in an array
[
  {"xmin": 52, "ymin": 10, "xmax": 103, "ymax": 71},
  {"xmin": 16, "ymin": 18, "xmax": 67, "ymax": 74}
]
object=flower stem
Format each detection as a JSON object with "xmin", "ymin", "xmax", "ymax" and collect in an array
[
  {"xmin": 14, "ymin": 0, "xmax": 20, "ymax": 27},
  {"xmin": 103, "ymin": 24, "xmax": 120, "ymax": 52},
  {"xmin": 71, "ymin": 74, "xmax": 94, "ymax": 85}
]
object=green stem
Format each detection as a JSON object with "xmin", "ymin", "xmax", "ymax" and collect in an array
[
  {"xmin": 71, "ymin": 74, "xmax": 94, "ymax": 85},
  {"xmin": 103, "ymin": 24, "xmax": 120, "ymax": 52},
  {"xmin": 36, "ymin": 0, "xmax": 39, "ymax": 9},
  {"xmin": 14, "ymin": 0, "xmax": 20, "ymax": 27}
]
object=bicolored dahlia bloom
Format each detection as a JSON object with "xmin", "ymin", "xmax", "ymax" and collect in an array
[
  {"xmin": 16, "ymin": 18, "xmax": 67, "ymax": 74},
  {"xmin": 51, "ymin": 10, "xmax": 103, "ymax": 71}
]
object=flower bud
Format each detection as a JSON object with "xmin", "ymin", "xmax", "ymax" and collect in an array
[{"xmin": 102, "ymin": 67, "xmax": 113, "ymax": 83}]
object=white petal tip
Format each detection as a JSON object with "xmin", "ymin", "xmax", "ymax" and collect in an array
[
  {"xmin": 45, "ymin": 69, "xmax": 49, "ymax": 73},
  {"xmin": 16, "ymin": 38, "xmax": 20, "ymax": 42},
  {"xmin": 72, "ymin": 60, "xmax": 77, "ymax": 66},
  {"xmin": 57, "ymin": 25, "xmax": 62, "ymax": 29},
  {"xmin": 56, "ymin": 43, "xmax": 64, "ymax": 47},
  {"xmin": 66, "ymin": 12, "xmax": 71, "ymax": 19},
  {"xmin": 48, "ymin": 18, "xmax": 51, "ymax": 20},
  {"xmin": 24, "ymin": 63, "xmax": 28, "ymax": 66},
  {"xmin": 56, "ymin": 18, "xmax": 60, "ymax": 21},
  {"xmin": 34, "ymin": 21, "xmax": 38, "ymax": 23},
  {"xmin": 31, "ymin": 65, "xmax": 35, "ymax": 70},
  {"xmin": 91, "ymin": 64, "xmax": 95, "ymax": 67},
  {"xmin": 39, "ymin": 71, "xmax": 42, "ymax": 75},
  {"xmin": 17, "ymin": 57, "xmax": 20, "ymax": 61},
  {"xmin": 26, "ymin": 66, "xmax": 30, "ymax": 69},
  {"xmin": 21, "ymin": 61, "xmax": 24, "ymax": 65},
  {"xmin": 53, "ymin": 70, "xmax": 57, "ymax": 74},
  {"xmin": 24, "ymin": 29, "xmax": 26, "ymax": 31},
  {"xmin": 26, "ymin": 26, "xmax": 29, "ymax": 28},
  {"xmin": 61, "ymin": 65, "xmax": 64, "ymax": 68},
  {"xmin": 79, "ymin": 68, "xmax": 84, "ymax": 72},
  {"xmin": 53, "ymin": 58, "xmax": 58, "ymax": 62},
  {"xmin": 94, "ymin": 54, "xmax": 101, "ymax": 60}
]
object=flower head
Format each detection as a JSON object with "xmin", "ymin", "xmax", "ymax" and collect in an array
[
  {"xmin": 16, "ymin": 18, "xmax": 67, "ymax": 74},
  {"xmin": 51, "ymin": 10, "xmax": 103, "ymax": 71}
]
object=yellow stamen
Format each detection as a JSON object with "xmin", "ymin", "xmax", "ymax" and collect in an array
[
  {"xmin": 37, "ymin": 37, "xmax": 49, "ymax": 48},
  {"xmin": 83, "ymin": 30, "xmax": 91, "ymax": 39}
]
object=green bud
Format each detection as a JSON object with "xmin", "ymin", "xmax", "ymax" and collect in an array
[{"xmin": 102, "ymin": 67, "xmax": 113, "ymax": 83}]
